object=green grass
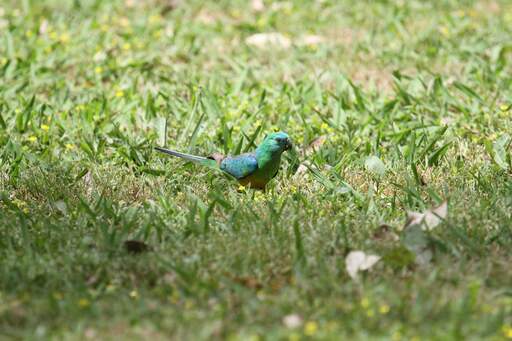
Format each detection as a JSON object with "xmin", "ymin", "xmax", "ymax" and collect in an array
[{"xmin": 1, "ymin": 0, "xmax": 512, "ymax": 339}]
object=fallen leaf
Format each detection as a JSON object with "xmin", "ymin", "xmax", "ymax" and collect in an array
[
  {"xmin": 251, "ymin": 0, "xmax": 265, "ymax": 12},
  {"xmin": 245, "ymin": 32, "xmax": 291, "ymax": 49},
  {"xmin": 283, "ymin": 314, "xmax": 303, "ymax": 328},
  {"xmin": 123, "ymin": 240, "xmax": 151, "ymax": 254},
  {"xmin": 297, "ymin": 34, "xmax": 325, "ymax": 46},
  {"xmin": 345, "ymin": 251, "xmax": 380, "ymax": 279},
  {"xmin": 405, "ymin": 202, "xmax": 448, "ymax": 231},
  {"xmin": 303, "ymin": 135, "xmax": 327, "ymax": 156}
]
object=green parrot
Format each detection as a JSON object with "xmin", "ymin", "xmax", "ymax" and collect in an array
[{"xmin": 154, "ymin": 132, "xmax": 293, "ymax": 189}]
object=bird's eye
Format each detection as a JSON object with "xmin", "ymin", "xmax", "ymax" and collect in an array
[{"xmin": 275, "ymin": 138, "xmax": 283, "ymax": 143}]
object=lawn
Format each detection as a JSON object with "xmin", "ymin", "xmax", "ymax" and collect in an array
[{"xmin": 1, "ymin": 0, "xmax": 512, "ymax": 339}]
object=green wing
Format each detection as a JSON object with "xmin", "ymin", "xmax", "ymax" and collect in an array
[{"xmin": 220, "ymin": 154, "xmax": 258, "ymax": 179}]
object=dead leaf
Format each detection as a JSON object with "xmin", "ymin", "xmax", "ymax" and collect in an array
[
  {"xmin": 245, "ymin": 32, "xmax": 291, "ymax": 49},
  {"xmin": 345, "ymin": 251, "xmax": 380, "ymax": 279},
  {"xmin": 295, "ymin": 161, "xmax": 312, "ymax": 175},
  {"xmin": 251, "ymin": 0, "xmax": 265, "ymax": 11},
  {"xmin": 283, "ymin": 314, "xmax": 303, "ymax": 328},
  {"xmin": 123, "ymin": 240, "xmax": 151, "ymax": 254},
  {"xmin": 297, "ymin": 34, "xmax": 325, "ymax": 46},
  {"xmin": 405, "ymin": 202, "xmax": 448, "ymax": 231},
  {"xmin": 303, "ymin": 135, "xmax": 327, "ymax": 156}
]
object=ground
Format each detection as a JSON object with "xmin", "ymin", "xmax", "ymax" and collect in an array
[{"xmin": 1, "ymin": 0, "xmax": 512, "ymax": 339}]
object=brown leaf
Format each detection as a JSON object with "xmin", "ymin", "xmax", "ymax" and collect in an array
[
  {"xmin": 404, "ymin": 202, "xmax": 448, "ymax": 231},
  {"xmin": 303, "ymin": 135, "xmax": 327, "ymax": 156}
]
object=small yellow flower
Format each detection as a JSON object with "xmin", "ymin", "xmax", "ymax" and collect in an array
[
  {"xmin": 78, "ymin": 298, "xmax": 90, "ymax": 308},
  {"xmin": 304, "ymin": 321, "xmax": 318, "ymax": 336},
  {"xmin": 25, "ymin": 30, "xmax": 33, "ymax": 38},
  {"xmin": 22, "ymin": 207, "xmax": 29, "ymax": 214},
  {"xmin": 28, "ymin": 135, "xmax": 37, "ymax": 142},
  {"xmin": 115, "ymin": 90, "xmax": 124, "ymax": 98},
  {"xmin": 100, "ymin": 24, "xmax": 109, "ymax": 32},
  {"xmin": 439, "ymin": 26, "xmax": 449, "ymax": 37},
  {"xmin": 41, "ymin": 124, "xmax": 50, "ymax": 131},
  {"xmin": 238, "ymin": 185, "xmax": 246, "ymax": 192},
  {"xmin": 148, "ymin": 14, "xmax": 162, "ymax": 24},
  {"xmin": 49, "ymin": 31, "xmax": 58, "ymax": 40},
  {"xmin": 129, "ymin": 290, "xmax": 138, "ymax": 299},
  {"xmin": 152, "ymin": 30, "xmax": 163, "ymax": 38},
  {"xmin": 366, "ymin": 309, "xmax": 375, "ymax": 317},
  {"xmin": 94, "ymin": 66, "xmax": 103, "ymax": 74},
  {"xmin": 320, "ymin": 122, "xmax": 329, "ymax": 130},
  {"xmin": 59, "ymin": 32, "xmax": 70, "ymax": 43},
  {"xmin": 122, "ymin": 42, "xmax": 131, "ymax": 50},
  {"xmin": 65, "ymin": 143, "xmax": 75, "ymax": 150},
  {"xmin": 500, "ymin": 104, "xmax": 509, "ymax": 111},
  {"xmin": 503, "ymin": 325, "xmax": 512, "ymax": 339},
  {"xmin": 379, "ymin": 304, "xmax": 390, "ymax": 314},
  {"xmin": 360, "ymin": 297, "xmax": 370, "ymax": 309},
  {"xmin": 118, "ymin": 17, "xmax": 130, "ymax": 27},
  {"xmin": 0, "ymin": 57, "xmax": 7, "ymax": 66}
]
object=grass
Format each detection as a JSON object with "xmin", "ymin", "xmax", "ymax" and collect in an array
[{"xmin": 1, "ymin": 0, "xmax": 512, "ymax": 339}]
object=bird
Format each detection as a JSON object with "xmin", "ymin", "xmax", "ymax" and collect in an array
[{"xmin": 154, "ymin": 132, "xmax": 293, "ymax": 189}]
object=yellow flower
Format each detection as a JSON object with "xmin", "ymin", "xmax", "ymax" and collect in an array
[
  {"xmin": 78, "ymin": 298, "xmax": 90, "ymax": 308},
  {"xmin": 100, "ymin": 24, "xmax": 109, "ymax": 32},
  {"xmin": 148, "ymin": 14, "xmax": 162, "ymax": 24},
  {"xmin": 59, "ymin": 32, "xmax": 70, "ymax": 43},
  {"xmin": 25, "ymin": 30, "xmax": 33, "ymax": 38},
  {"xmin": 122, "ymin": 42, "xmax": 131, "ymax": 50},
  {"xmin": 379, "ymin": 304, "xmax": 390, "ymax": 314},
  {"xmin": 65, "ymin": 143, "xmax": 75, "ymax": 150},
  {"xmin": 500, "ymin": 104, "xmax": 509, "ymax": 111},
  {"xmin": 304, "ymin": 321, "xmax": 318, "ymax": 336},
  {"xmin": 0, "ymin": 57, "xmax": 7, "ymax": 65},
  {"xmin": 152, "ymin": 30, "xmax": 163, "ymax": 38},
  {"xmin": 28, "ymin": 135, "xmax": 37, "ymax": 142},
  {"xmin": 129, "ymin": 290, "xmax": 138, "ymax": 298},
  {"xmin": 360, "ymin": 297, "xmax": 370, "ymax": 309},
  {"xmin": 118, "ymin": 17, "xmax": 130, "ymax": 27},
  {"xmin": 238, "ymin": 185, "xmax": 246, "ymax": 192},
  {"xmin": 366, "ymin": 309, "xmax": 375, "ymax": 317},
  {"xmin": 41, "ymin": 124, "xmax": 50, "ymax": 131},
  {"xmin": 320, "ymin": 122, "xmax": 329, "ymax": 130},
  {"xmin": 49, "ymin": 31, "xmax": 58, "ymax": 40},
  {"xmin": 95, "ymin": 66, "xmax": 103, "ymax": 74},
  {"xmin": 115, "ymin": 90, "xmax": 124, "ymax": 98},
  {"xmin": 439, "ymin": 26, "xmax": 449, "ymax": 37},
  {"xmin": 503, "ymin": 325, "xmax": 512, "ymax": 339}
]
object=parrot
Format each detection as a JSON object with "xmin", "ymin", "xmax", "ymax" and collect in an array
[{"xmin": 154, "ymin": 132, "xmax": 293, "ymax": 189}]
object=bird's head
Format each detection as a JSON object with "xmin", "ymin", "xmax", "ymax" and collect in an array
[{"xmin": 259, "ymin": 132, "xmax": 293, "ymax": 155}]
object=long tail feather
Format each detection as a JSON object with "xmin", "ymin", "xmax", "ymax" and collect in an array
[{"xmin": 154, "ymin": 146, "xmax": 218, "ymax": 168}]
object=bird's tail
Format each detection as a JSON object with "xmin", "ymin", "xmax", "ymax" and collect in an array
[{"xmin": 154, "ymin": 146, "xmax": 217, "ymax": 168}]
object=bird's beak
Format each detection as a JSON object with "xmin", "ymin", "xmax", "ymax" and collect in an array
[{"xmin": 284, "ymin": 139, "xmax": 293, "ymax": 150}]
